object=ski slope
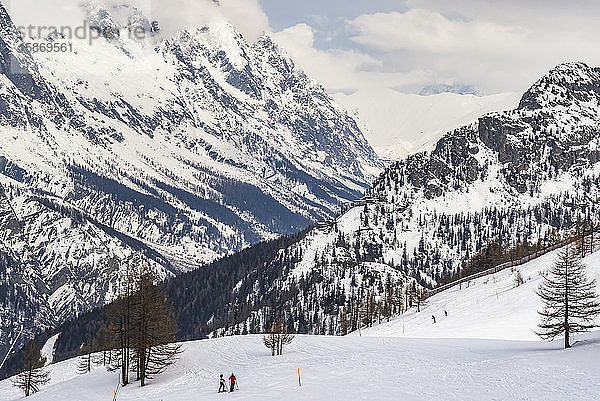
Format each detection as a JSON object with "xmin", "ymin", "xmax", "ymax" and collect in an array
[
  {"xmin": 1, "ymin": 248, "xmax": 599, "ymax": 401},
  {"xmin": 362, "ymin": 247, "xmax": 600, "ymax": 341},
  {"xmin": 1, "ymin": 333, "xmax": 599, "ymax": 401}
]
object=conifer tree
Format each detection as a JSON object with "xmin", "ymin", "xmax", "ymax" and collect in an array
[
  {"xmin": 359, "ymin": 291, "xmax": 377, "ymax": 327},
  {"xmin": 339, "ymin": 306, "xmax": 349, "ymax": 336},
  {"xmin": 536, "ymin": 245, "xmax": 600, "ymax": 348},
  {"xmin": 410, "ymin": 284, "xmax": 427, "ymax": 312},
  {"xmin": 131, "ymin": 267, "xmax": 181, "ymax": 387},
  {"xmin": 95, "ymin": 323, "xmax": 116, "ymax": 366},
  {"xmin": 12, "ymin": 339, "xmax": 50, "ymax": 397}
]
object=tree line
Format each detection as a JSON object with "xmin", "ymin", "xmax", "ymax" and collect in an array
[{"xmin": 8, "ymin": 261, "xmax": 181, "ymax": 396}]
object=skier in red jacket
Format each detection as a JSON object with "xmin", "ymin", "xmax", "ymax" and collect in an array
[{"xmin": 229, "ymin": 373, "xmax": 237, "ymax": 392}]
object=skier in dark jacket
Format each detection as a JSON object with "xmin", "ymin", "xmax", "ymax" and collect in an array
[
  {"xmin": 432, "ymin": 315, "xmax": 436, "ymax": 324},
  {"xmin": 229, "ymin": 373, "xmax": 237, "ymax": 392},
  {"xmin": 218, "ymin": 374, "xmax": 227, "ymax": 393}
]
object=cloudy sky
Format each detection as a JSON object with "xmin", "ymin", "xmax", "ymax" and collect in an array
[
  {"xmin": 7, "ymin": 0, "xmax": 600, "ymax": 96},
  {"xmin": 258, "ymin": 0, "xmax": 600, "ymax": 95}
]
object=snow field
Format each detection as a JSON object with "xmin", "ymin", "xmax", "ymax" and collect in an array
[
  {"xmin": 2, "ymin": 247, "xmax": 600, "ymax": 400},
  {"xmin": 363, "ymin": 248, "xmax": 600, "ymax": 341},
  {"xmin": 1, "ymin": 333, "xmax": 599, "ymax": 401}
]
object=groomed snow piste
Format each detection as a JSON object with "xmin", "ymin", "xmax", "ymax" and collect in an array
[{"xmin": 1, "ymin": 247, "xmax": 599, "ymax": 401}]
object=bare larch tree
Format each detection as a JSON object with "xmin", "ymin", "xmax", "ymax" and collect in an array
[
  {"xmin": 262, "ymin": 319, "xmax": 294, "ymax": 356},
  {"xmin": 131, "ymin": 267, "xmax": 181, "ymax": 387},
  {"xmin": 12, "ymin": 339, "xmax": 50, "ymax": 397}
]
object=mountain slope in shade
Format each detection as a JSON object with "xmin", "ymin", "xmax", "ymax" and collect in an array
[{"xmin": 0, "ymin": 2, "xmax": 381, "ymax": 360}]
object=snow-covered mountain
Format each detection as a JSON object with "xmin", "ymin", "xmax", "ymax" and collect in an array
[
  {"xmin": 6, "ymin": 61, "xmax": 600, "ymax": 375},
  {"xmin": 150, "ymin": 61, "xmax": 600, "ymax": 339},
  {"xmin": 301, "ymin": 61, "xmax": 600, "ymax": 280},
  {"xmin": 0, "ymin": 2, "xmax": 382, "ymax": 360},
  {"xmin": 419, "ymin": 83, "xmax": 480, "ymax": 96},
  {"xmin": 334, "ymin": 88, "xmax": 520, "ymax": 160}
]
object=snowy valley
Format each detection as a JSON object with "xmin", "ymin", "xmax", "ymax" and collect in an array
[
  {"xmin": 1, "ymin": 2, "xmax": 600, "ymax": 401},
  {"xmin": 6, "ymin": 62, "xmax": 599, "ymax": 400},
  {"xmin": 5, "ymin": 60, "xmax": 600, "ymax": 375},
  {"xmin": 0, "ymin": 1, "xmax": 382, "ymax": 358},
  {"xmin": 151, "ymin": 61, "xmax": 600, "ymax": 341},
  {"xmin": 334, "ymin": 89, "xmax": 520, "ymax": 160}
]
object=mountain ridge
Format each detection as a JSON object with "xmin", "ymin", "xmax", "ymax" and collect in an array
[
  {"xmin": 24, "ymin": 62, "xmax": 600, "ymax": 366},
  {"xmin": 0, "ymin": 2, "xmax": 381, "ymax": 361},
  {"xmin": 159, "ymin": 61, "xmax": 600, "ymax": 340}
]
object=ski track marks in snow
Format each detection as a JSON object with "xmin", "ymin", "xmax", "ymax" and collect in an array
[
  {"xmin": 1, "ymin": 334, "xmax": 599, "ymax": 401},
  {"xmin": 362, "ymin": 248, "xmax": 600, "ymax": 341}
]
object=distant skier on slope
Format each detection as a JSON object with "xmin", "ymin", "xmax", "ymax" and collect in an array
[
  {"xmin": 432, "ymin": 315, "xmax": 436, "ymax": 324},
  {"xmin": 444, "ymin": 310, "xmax": 448, "ymax": 317},
  {"xmin": 218, "ymin": 374, "xmax": 227, "ymax": 393},
  {"xmin": 229, "ymin": 373, "xmax": 237, "ymax": 392}
]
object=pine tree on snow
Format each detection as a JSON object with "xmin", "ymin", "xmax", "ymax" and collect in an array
[
  {"xmin": 536, "ymin": 245, "xmax": 600, "ymax": 348},
  {"xmin": 11, "ymin": 339, "xmax": 50, "ymax": 397}
]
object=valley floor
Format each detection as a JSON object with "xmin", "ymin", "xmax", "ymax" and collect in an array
[{"xmin": 2, "ymin": 249, "xmax": 600, "ymax": 400}]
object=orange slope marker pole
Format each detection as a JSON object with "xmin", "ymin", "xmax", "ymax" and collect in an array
[{"xmin": 298, "ymin": 368, "xmax": 301, "ymax": 387}]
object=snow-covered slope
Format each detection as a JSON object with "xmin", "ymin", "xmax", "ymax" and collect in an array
[
  {"xmin": 363, "ymin": 247, "xmax": 600, "ymax": 341},
  {"xmin": 0, "ymin": 2, "xmax": 381, "ymax": 360},
  {"xmin": 4, "ymin": 251, "xmax": 600, "ymax": 400},
  {"xmin": 302, "ymin": 62, "xmax": 600, "ymax": 287},
  {"xmin": 180, "ymin": 62, "xmax": 600, "ymax": 339},
  {"xmin": 1, "ymin": 332, "xmax": 599, "ymax": 400},
  {"xmin": 334, "ymin": 88, "xmax": 520, "ymax": 159}
]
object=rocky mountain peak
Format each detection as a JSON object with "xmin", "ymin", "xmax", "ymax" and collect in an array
[
  {"xmin": 0, "ymin": 1, "xmax": 382, "ymax": 361},
  {"xmin": 518, "ymin": 61, "xmax": 600, "ymax": 110}
]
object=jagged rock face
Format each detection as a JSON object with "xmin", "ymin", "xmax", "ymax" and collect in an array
[
  {"xmin": 0, "ymin": 3, "xmax": 41, "ymax": 99},
  {"xmin": 364, "ymin": 62, "xmax": 600, "ymax": 269},
  {"xmin": 519, "ymin": 62, "xmax": 600, "ymax": 110},
  {"xmin": 478, "ymin": 63, "xmax": 600, "ymax": 193},
  {"xmin": 0, "ymin": 3, "xmax": 381, "ymax": 359},
  {"xmin": 391, "ymin": 62, "xmax": 600, "ymax": 196}
]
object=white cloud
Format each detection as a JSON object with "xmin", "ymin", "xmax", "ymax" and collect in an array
[
  {"xmin": 267, "ymin": 2, "xmax": 600, "ymax": 154},
  {"xmin": 348, "ymin": 9, "xmax": 528, "ymax": 55},
  {"xmin": 5, "ymin": 0, "xmax": 270, "ymax": 42},
  {"xmin": 6, "ymin": 0, "xmax": 598, "ymax": 95},
  {"xmin": 346, "ymin": 6, "xmax": 600, "ymax": 93},
  {"xmin": 273, "ymin": 23, "xmax": 431, "ymax": 93},
  {"xmin": 6, "ymin": 1, "xmax": 599, "ymax": 122}
]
